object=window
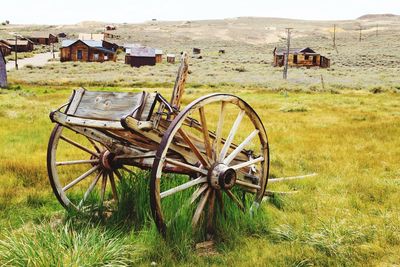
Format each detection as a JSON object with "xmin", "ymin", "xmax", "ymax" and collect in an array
[
  {"xmin": 293, "ymin": 55, "xmax": 298, "ymax": 64},
  {"xmin": 104, "ymin": 53, "xmax": 108, "ymax": 60},
  {"xmin": 305, "ymin": 55, "xmax": 309, "ymax": 60},
  {"xmin": 94, "ymin": 53, "xmax": 99, "ymax": 61},
  {"xmin": 77, "ymin": 50, "xmax": 82, "ymax": 60}
]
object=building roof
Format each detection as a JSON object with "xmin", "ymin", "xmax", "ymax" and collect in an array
[
  {"xmin": 274, "ymin": 47, "xmax": 317, "ymax": 55},
  {"xmin": 78, "ymin": 33, "xmax": 104, "ymax": 41},
  {"xmin": 128, "ymin": 47, "xmax": 156, "ymax": 57},
  {"xmin": 124, "ymin": 43, "xmax": 142, "ymax": 49},
  {"xmin": 28, "ymin": 33, "xmax": 55, "ymax": 38},
  {"xmin": 61, "ymin": 39, "xmax": 115, "ymax": 54},
  {"xmin": 155, "ymin": 49, "xmax": 163, "ymax": 55},
  {"xmin": 166, "ymin": 54, "xmax": 175, "ymax": 57},
  {"xmin": 4, "ymin": 39, "xmax": 33, "ymax": 46},
  {"xmin": 0, "ymin": 41, "xmax": 11, "ymax": 49}
]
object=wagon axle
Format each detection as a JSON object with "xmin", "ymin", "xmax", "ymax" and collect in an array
[{"xmin": 208, "ymin": 163, "xmax": 237, "ymax": 190}]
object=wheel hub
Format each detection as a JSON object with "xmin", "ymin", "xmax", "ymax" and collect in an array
[
  {"xmin": 208, "ymin": 163, "xmax": 237, "ymax": 190},
  {"xmin": 99, "ymin": 150, "xmax": 115, "ymax": 171}
]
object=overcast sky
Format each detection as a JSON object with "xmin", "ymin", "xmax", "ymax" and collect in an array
[{"xmin": 1, "ymin": 0, "xmax": 399, "ymax": 24}]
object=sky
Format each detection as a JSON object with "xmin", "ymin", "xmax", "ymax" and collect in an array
[{"xmin": 1, "ymin": 0, "xmax": 399, "ymax": 25}]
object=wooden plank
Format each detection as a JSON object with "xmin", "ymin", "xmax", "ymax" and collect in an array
[
  {"xmin": 219, "ymin": 110, "xmax": 245, "ymax": 161},
  {"xmin": 74, "ymin": 91, "xmax": 145, "ymax": 120},
  {"xmin": 67, "ymin": 88, "xmax": 85, "ymax": 115},
  {"xmin": 198, "ymin": 107, "xmax": 213, "ymax": 159},
  {"xmin": 178, "ymin": 128, "xmax": 210, "ymax": 168}
]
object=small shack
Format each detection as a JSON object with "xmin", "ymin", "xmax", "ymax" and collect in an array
[
  {"xmin": 273, "ymin": 47, "xmax": 330, "ymax": 68},
  {"xmin": 0, "ymin": 41, "xmax": 12, "ymax": 56},
  {"xmin": 125, "ymin": 47, "xmax": 156, "ymax": 68},
  {"xmin": 0, "ymin": 50, "xmax": 7, "ymax": 88},
  {"xmin": 3, "ymin": 39, "xmax": 34, "ymax": 52},
  {"xmin": 105, "ymin": 25, "xmax": 116, "ymax": 31},
  {"xmin": 28, "ymin": 33, "xmax": 58, "ymax": 45},
  {"xmin": 58, "ymin": 32, "xmax": 67, "ymax": 38},
  {"xmin": 60, "ymin": 39, "xmax": 116, "ymax": 62},
  {"xmin": 78, "ymin": 33, "xmax": 104, "ymax": 41},
  {"xmin": 155, "ymin": 49, "xmax": 163, "ymax": 63},
  {"xmin": 193, "ymin": 48, "xmax": 201, "ymax": 54},
  {"xmin": 124, "ymin": 43, "xmax": 142, "ymax": 54},
  {"xmin": 167, "ymin": 54, "xmax": 175, "ymax": 64}
]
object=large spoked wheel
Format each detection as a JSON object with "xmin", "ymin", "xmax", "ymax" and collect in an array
[
  {"xmin": 47, "ymin": 124, "xmax": 131, "ymax": 214},
  {"xmin": 150, "ymin": 93, "xmax": 269, "ymax": 236}
]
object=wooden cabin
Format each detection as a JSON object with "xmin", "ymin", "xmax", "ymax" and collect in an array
[
  {"xmin": 28, "ymin": 33, "xmax": 58, "ymax": 45},
  {"xmin": 105, "ymin": 25, "xmax": 116, "ymax": 31},
  {"xmin": 0, "ymin": 41, "xmax": 12, "ymax": 56},
  {"xmin": 125, "ymin": 47, "xmax": 156, "ymax": 68},
  {"xmin": 155, "ymin": 49, "xmax": 163, "ymax": 63},
  {"xmin": 193, "ymin": 48, "xmax": 201, "ymax": 54},
  {"xmin": 3, "ymin": 39, "xmax": 34, "ymax": 52},
  {"xmin": 273, "ymin": 47, "xmax": 330, "ymax": 68},
  {"xmin": 59, "ymin": 40, "xmax": 116, "ymax": 62},
  {"xmin": 167, "ymin": 54, "xmax": 175, "ymax": 64},
  {"xmin": 0, "ymin": 50, "xmax": 7, "ymax": 88}
]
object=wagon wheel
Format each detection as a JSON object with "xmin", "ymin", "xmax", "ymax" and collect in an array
[
  {"xmin": 47, "ymin": 124, "xmax": 131, "ymax": 214},
  {"xmin": 150, "ymin": 93, "xmax": 269, "ymax": 236}
]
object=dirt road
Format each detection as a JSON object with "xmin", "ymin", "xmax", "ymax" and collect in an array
[{"xmin": 6, "ymin": 52, "xmax": 58, "ymax": 70}]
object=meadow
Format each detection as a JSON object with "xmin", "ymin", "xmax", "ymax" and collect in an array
[{"xmin": 0, "ymin": 84, "xmax": 399, "ymax": 266}]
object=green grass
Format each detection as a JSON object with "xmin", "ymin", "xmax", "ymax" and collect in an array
[{"xmin": 0, "ymin": 85, "xmax": 399, "ymax": 265}]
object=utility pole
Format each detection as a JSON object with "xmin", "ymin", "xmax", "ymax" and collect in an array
[
  {"xmin": 52, "ymin": 42, "xmax": 55, "ymax": 59},
  {"xmin": 283, "ymin": 28, "xmax": 292, "ymax": 80},
  {"xmin": 359, "ymin": 25, "xmax": 362, "ymax": 42},
  {"xmin": 333, "ymin": 24, "xmax": 336, "ymax": 48},
  {"xmin": 14, "ymin": 35, "xmax": 18, "ymax": 70}
]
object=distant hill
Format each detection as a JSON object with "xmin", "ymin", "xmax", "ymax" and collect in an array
[{"xmin": 357, "ymin": 14, "xmax": 399, "ymax": 20}]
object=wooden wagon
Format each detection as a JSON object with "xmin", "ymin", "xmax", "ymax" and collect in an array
[{"xmin": 47, "ymin": 53, "xmax": 269, "ymax": 236}]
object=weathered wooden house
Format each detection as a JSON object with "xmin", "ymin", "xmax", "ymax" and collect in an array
[
  {"xmin": 0, "ymin": 41, "xmax": 11, "ymax": 56},
  {"xmin": 3, "ymin": 39, "xmax": 34, "ymax": 52},
  {"xmin": 193, "ymin": 48, "xmax": 201, "ymax": 54},
  {"xmin": 105, "ymin": 25, "xmax": 116, "ymax": 31},
  {"xmin": 155, "ymin": 49, "xmax": 163, "ymax": 63},
  {"xmin": 125, "ymin": 47, "xmax": 156, "ymax": 68},
  {"xmin": 273, "ymin": 47, "xmax": 330, "ymax": 68},
  {"xmin": 59, "ymin": 40, "xmax": 116, "ymax": 62},
  {"xmin": 167, "ymin": 54, "xmax": 175, "ymax": 64},
  {"xmin": 57, "ymin": 32, "xmax": 67, "ymax": 38},
  {"xmin": 28, "ymin": 33, "xmax": 58, "ymax": 45},
  {"xmin": 101, "ymin": 40, "xmax": 119, "ymax": 52},
  {"xmin": 124, "ymin": 43, "xmax": 142, "ymax": 54}
]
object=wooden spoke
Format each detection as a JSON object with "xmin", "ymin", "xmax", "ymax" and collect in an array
[
  {"xmin": 114, "ymin": 169, "xmax": 123, "ymax": 181},
  {"xmin": 63, "ymin": 165, "xmax": 100, "ymax": 192},
  {"xmin": 214, "ymin": 101, "xmax": 226, "ymax": 161},
  {"xmin": 230, "ymin": 157, "xmax": 264, "ymax": 170},
  {"xmin": 219, "ymin": 110, "xmax": 245, "ymax": 161},
  {"xmin": 109, "ymin": 172, "xmax": 119, "ymax": 203},
  {"xmin": 78, "ymin": 170, "xmax": 103, "ymax": 208},
  {"xmin": 178, "ymin": 129, "xmax": 210, "ymax": 168},
  {"xmin": 100, "ymin": 172, "xmax": 107, "ymax": 204},
  {"xmin": 56, "ymin": 159, "xmax": 99, "ymax": 166},
  {"xmin": 207, "ymin": 189, "xmax": 216, "ymax": 234},
  {"xmin": 160, "ymin": 176, "xmax": 207, "ymax": 199},
  {"xmin": 236, "ymin": 179, "xmax": 261, "ymax": 190},
  {"xmin": 190, "ymin": 183, "xmax": 209, "ymax": 204},
  {"xmin": 165, "ymin": 158, "xmax": 207, "ymax": 175},
  {"xmin": 121, "ymin": 165, "xmax": 136, "ymax": 176},
  {"xmin": 192, "ymin": 188, "xmax": 211, "ymax": 228},
  {"xmin": 225, "ymin": 189, "xmax": 245, "ymax": 211},
  {"xmin": 198, "ymin": 106, "xmax": 213, "ymax": 159},
  {"xmin": 87, "ymin": 137, "xmax": 102, "ymax": 153},
  {"xmin": 60, "ymin": 135, "xmax": 99, "ymax": 157},
  {"xmin": 223, "ymin": 130, "xmax": 259, "ymax": 165}
]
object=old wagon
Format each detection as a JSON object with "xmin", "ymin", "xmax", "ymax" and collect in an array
[{"xmin": 47, "ymin": 53, "xmax": 269, "ymax": 236}]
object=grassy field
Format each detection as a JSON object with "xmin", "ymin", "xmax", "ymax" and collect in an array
[
  {"xmin": 0, "ymin": 84, "xmax": 399, "ymax": 266},
  {"xmin": 0, "ymin": 15, "xmax": 399, "ymax": 266}
]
